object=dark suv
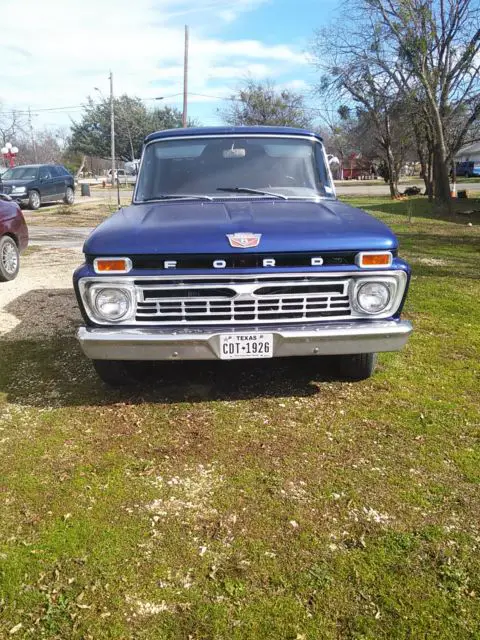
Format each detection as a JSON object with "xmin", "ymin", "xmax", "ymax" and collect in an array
[{"xmin": 0, "ymin": 164, "xmax": 75, "ymax": 210}]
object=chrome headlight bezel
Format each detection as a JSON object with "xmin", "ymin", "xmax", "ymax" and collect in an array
[
  {"xmin": 350, "ymin": 272, "xmax": 407, "ymax": 318},
  {"xmin": 79, "ymin": 280, "xmax": 136, "ymax": 324},
  {"xmin": 12, "ymin": 186, "xmax": 27, "ymax": 195},
  {"xmin": 355, "ymin": 281, "xmax": 391, "ymax": 314}
]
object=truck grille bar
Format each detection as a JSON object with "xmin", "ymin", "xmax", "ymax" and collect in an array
[{"xmin": 134, "ymin": 276, "xmax": 352, "ymax": 324}]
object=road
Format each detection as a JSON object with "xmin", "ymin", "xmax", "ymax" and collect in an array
[
  {"xmin": 335, "ymin": 181, "xmax": 480, "ymax": 196},
  {"xmin": 78, "ymin": 182, "xmax": 480, "ymax": 202},
  {"xmin": 28, "ymin": 181, "xmax": 480, "ymax": 251}
]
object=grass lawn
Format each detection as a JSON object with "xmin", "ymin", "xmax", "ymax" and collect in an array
[{"xmin": 0, "ymin": 197, "xmax": 479, "ymax": 639}]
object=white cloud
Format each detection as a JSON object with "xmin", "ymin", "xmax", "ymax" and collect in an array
[{"xmin": 0, "ymin": 0, "xmax": 307, "ymax": 128}]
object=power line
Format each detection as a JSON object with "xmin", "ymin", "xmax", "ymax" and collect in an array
[
  {"xmin": 0, "ymin": 93, "xmax": 185, "ymax": 116},
  {"xmin": 1, "ymin": 91, "xmax": 343, "ymax": 119}
]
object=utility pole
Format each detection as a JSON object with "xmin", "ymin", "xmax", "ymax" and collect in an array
[
  {"xmin": 182, "ymin": 25, "xmax": 189, "ymax": 128},
  {"xmin": 109, "ymin": 71, "xmax": 120, "ymax": 207},
  {"xmin": 28, "ymin": 107, "xmax": 37, "ymax": 163}
]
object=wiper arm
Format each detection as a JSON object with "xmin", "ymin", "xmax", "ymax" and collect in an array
[
  {"xmin": 141, "ymin": 194, "xmax": 213, "ymax": 202},
  {"xmin": 216, "ymin": 187, "xmax": 288, "ymax": 199}
]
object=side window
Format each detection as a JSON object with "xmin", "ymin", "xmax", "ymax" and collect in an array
[
  {"xmin": 39, "ymin": 166, "xmax": 52, "ymax": 180},
  {"xmin": 50, "ymin": 166, "xmax": 64, "ymax": 177}
]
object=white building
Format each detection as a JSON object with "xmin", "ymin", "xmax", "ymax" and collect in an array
[{"xmin": 454, "ymin": 140, "xmax": 480, "ymax": 163}]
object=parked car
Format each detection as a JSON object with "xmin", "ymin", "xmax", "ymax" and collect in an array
[
  {"xmin": 0, "ymin": 194, "xmax": 29, "ymax": 281},
  {"xmin": 106, "ymin": 169, "xmax": 137, "ymax": 185},
  {"xmin": 454, "ymin": 160, "xmax": 480, "ymax": 178},
  {"xmin": 0, "ymin": 164, "xmax": 75, "ymax": 210},
  {"xmin": 73, "ymin": 126, "xmax": 412, "ymax": 386}
]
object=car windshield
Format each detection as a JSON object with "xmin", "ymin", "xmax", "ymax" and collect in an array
[
  {"xmin": 2, "ymin": 166, "xmax": 38, "ymax": 180},
  {"xmin": 135, "ymin": 136, "xmax": 334, "ymax": 202}
]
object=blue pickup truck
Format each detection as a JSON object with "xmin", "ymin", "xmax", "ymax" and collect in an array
[{"xmin": 73, "ymin": 126, "xmax": 412, "ymax": 386}]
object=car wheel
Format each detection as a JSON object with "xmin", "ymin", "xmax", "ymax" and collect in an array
[
  {"xmin": 28, "ymin": 190, "xmax": 41, "ymax": 210},
  {"xmin": 336, "ymin": 353, "xmax": 377, "ymax": 381},
  {"xmin": 92, "ymin": 360, "xmax": 138, "ymax": 386},
  {"xmin": 64, "ymin": 186, "xmax": 75, "ymax": 205},
  {"xmin": 0, "ymin": 236, "xmax": 20, "ymax": 281}
]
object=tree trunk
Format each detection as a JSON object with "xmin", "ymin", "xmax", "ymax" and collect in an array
[
  {"xmin": 386, "ymin": 146, "xmax": 398, "ymax": 198},
  {"xmin": 433, "ymin": 142, "xmax": 452, "ymax": 213},
  {"xmin": 75, "ymin": 154, "xmax": 87, "ymax": 179},
  {"xmin": 426, "ymin": 99, "xmax": 452, "ymax": 213},
  {"xmin": 426, "ymin": 150, "xmax": 434, "ymax": 201}
]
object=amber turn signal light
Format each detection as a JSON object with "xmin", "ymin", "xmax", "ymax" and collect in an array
[
  {"xmin": 93, "ymin": 257, "xmax": 132, "ymax": 274},
  {"xmin": 355, "ymin": 252, "xmax": 393, "ymax": 268}
]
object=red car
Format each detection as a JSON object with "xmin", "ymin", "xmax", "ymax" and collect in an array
[{"xmin": 0, "ymin": 194, "xmax": 29, "ymax": 281}]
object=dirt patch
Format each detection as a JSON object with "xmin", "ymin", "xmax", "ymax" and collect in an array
[{"xmin": 0, "ymin": 248, "xmax": 82, "ymax": 338}]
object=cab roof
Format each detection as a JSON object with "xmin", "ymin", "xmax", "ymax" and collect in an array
[{"xmin": 144, "ymin": 126, "xmax": 323, "ymax": 144}]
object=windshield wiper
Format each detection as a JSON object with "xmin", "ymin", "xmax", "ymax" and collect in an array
[
  {"xmin": 216, "ymin": 187, "xmax": 288, "ymax": 200},
  {"xmin": 141, "ymin": 194, "xmax": 213, "ymax": 202}
]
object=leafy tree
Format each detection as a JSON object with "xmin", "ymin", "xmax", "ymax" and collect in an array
[
  {"xmin": 69, "ymin": 95, "xmax": 186, "ymax": 161},
  {"xmin": 220, "ymin": 80, "xmax": 314, "ymax": 129}
]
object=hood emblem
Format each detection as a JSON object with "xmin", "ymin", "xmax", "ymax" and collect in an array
[{"xmin": 227, "ymin": 232, "xmax": 262, "ymax": 248}]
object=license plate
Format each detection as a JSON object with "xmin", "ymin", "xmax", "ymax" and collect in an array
[{"xmin": 219, "ymin": 333, "xmax": 273, "ymax": 360}]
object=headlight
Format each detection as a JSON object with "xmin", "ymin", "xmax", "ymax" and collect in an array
[
  {"xmin": 93, "ymin": 287, "xmax": 132, "ymax": 321},
  {"xmin": 12, "ymin": 186, "xmax": 26, "ymax": 194},
  {"xmin": 356, "ymin": 281, "xmax": 391, "ymax": 314}
]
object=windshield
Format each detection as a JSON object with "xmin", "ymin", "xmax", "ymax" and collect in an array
[
  {"xmin": 2, "ymin": 166, "xmax": 38, "ymax": 181},
  {"xmin": 135, "ymin": 136, "xmax": 334, "ymax": 202}
]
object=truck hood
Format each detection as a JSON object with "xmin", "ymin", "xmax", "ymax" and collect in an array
[{"xmin": 84, "ymin": 199, "xmax": 397, "ymax": 256}]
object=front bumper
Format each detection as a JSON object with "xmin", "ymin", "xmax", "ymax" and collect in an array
[{"xmin": 77, "ymin": 320, "xmax": 412, "ymax": 361}]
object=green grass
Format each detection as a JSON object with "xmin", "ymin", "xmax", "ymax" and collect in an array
[{"xmin": 0, "ymin": 196, "xmax": 479, "ymax": 638}]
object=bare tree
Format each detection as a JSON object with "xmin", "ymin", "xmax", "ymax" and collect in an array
[
  {"xmin": 0, "ymin": 103, "xmax": 26, "ymax": 149},
  {"xmin": 312, "ymin": 35, "xmax": 405, "ymax": 197},
  {"xmin": 312, "ymin": 0, "xmax": 479, "ymax": 211},
  {"xmin": 16, "ymin": 129, "xmax": 64, "ymax": 165},
  {"xmin": 363, "ymin": 0, "xmax": 478, "ymax": 209}
]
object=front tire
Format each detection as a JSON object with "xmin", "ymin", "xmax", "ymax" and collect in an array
[
  {"xmin": 336, "ymin": 353, "xmax": 377, "ymax": 381},
  {"xmin": 92, "ymin": 360, "xmax": 136, "ymax": 386},
  {"xmin": 28, "ymin": 190, "xmax": 41, "ymax": 210},
  {"xmin": 64, "ymin": 186, "xmax": 75, "ymax": 205},
  {"xmin": 0, "ymin": 236, "xmax": 20, "ymax": 281}
]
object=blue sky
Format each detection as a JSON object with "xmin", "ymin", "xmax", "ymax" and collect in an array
[{"xmin": 0, "ymin": 0, "xmax": 339, "ymax": 132}]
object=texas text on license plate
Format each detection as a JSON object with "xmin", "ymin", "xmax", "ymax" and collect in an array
[{"xmin": 219, "ymin": 333, "xmax": 273, "ymax": 360}]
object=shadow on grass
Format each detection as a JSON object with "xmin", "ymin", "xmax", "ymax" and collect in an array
[
  {"xmin": 397, "ymin": 233, "xmax": 480, "ymax": 279},
  {"xmin": 359, "ymin": 196, "xmax": 480, "ymax": 224},
  {"xmin": 0, "ymin": 289, "xmax": 335, "ymax": 408}
]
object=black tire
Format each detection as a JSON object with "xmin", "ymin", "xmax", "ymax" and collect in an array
[
  {"xmin": 64, "ymin": 186, "xmax": 75, "ymax": 205},
  {"xmin": 0, "ymin": 236, "xmax": 20, "ymax": 281},
  {"xmin": 92, "ymin": 360, "xmax": 137, "ymax": 386},
  {"xmin": 28, "ymin": 190, "xmax": 41, "ymax": 210},
  {"xmin": 336, "ymin": 353, "xmax": 377, "ymax": 381}
]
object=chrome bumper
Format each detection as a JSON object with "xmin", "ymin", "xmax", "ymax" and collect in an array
[{"xmin": 77, "ymin": 320, "xmax": 412, "ymax": 361}]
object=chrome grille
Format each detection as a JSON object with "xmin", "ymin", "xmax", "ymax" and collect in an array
[{"xmin": 134, "ymin": 276, "xmax": 352, "ymax": 324}]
